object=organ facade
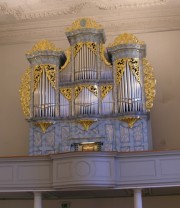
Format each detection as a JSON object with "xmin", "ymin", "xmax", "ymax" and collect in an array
[{"xmin": 19, "ymin": 18, "xmax": 156, "ymax": 155}]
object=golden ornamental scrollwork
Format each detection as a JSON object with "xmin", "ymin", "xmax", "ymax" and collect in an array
[
  {"xmin": 33, "ymin": 65, "xmax": 43, "ymax": 91},
  {"xmin": 74, "ymin": 42, "xmax": 84, "ymax": 57},
  {"xmin": 26, "ymin": 40, "xmax": 61, "ymax": 55},
  {"xmin": 75, "ymin": 86, "xmax": 84, "ymax": 98},
  {"xmin": 73, "ymin": 42, "xmax": 98, "ymax": 57},
  {"xmin": 116, "ymin": 58, "xmax": 140, "ymax": 84},
  {"xmin": 128, "ymin": 58, "xmax": 140, "ymax": 83},
  {"xmin": 60, "ymin": 88, "xmax": 72, "ymax": 100},
  {"xmin": 76, "ymin": 119, "xmax": 97, "ymax": 131},
  {"xmin": 120, "ymin": 117, "xmax": 141, "ymax": 128},
  {"xmin": 75, "ymin": 85, "xmax": 98, "ymax": 98},
  {"xmin": 109, "ymin": 33, "xmax": 144, "ymax": 47},
  {"xmin": 87, "ymin": 85, "xmax": 98, "ymax": 97},
  {"xmin": 86, "ymin": 42, "xmax": 97, "ymax": 55},
  {"xmin": 101, "ymin": 85, "xmax": 113, "ymax": 99},
  {"xmin": 100, "ymin": 44, "xmax": 112, "ymax": 67},
  {"xmin": 34, "ymin": 121, "xmax": 54, "ymax": 133},
  {"xmin": 143, "ymin": 58, "xmax": 156, "ymax": 111},
  {"xmin": 34, "ymin": 64, "xmax": 56, "ymax": 91},
  {"xmin": 19, "ymin": 67, "xmax": 31, "ymax": 118},
  {"xmin": 115, "ymin": 59, "xmax": 126, "ymax": 84},
  {"xmin": 45, "ymin": 65, "xmax": 56, "ymax": 89},
  {"xmin": 60, "ymin": 47, "xmax": 71, "ymax": 71},
  {"xmin": 66, "ymin": 18, "xmax": 103, "ymax": 32}
]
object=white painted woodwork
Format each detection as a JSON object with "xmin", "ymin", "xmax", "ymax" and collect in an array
[
  {"xmin": 34, "ymin": 192, "xmax": 42, "ymax": 208},
  {"xmin": 134, "ymin": 189, "xmax": 142, "ymax": 208}
]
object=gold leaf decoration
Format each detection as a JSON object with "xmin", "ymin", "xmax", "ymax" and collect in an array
[
  {"xmin": 101, "ymin": 85, "xmax": 113, "ymax": 99},
  {"xmin": 120, "ymin": 117, "xmax": 141, "ymax": 128},
  {"xmin": 60, "ymin": 47, "xmax": 71, "ymax": 71},
  {"xmin": 115, "ymin": 59, "xmax": 126, "ymax": 83},
  {"xmin": 86, "ymin": 42, "xmax": 97, "ymax": 55},
  {"xmin": 128, "ymin": 58, "xmax": 140, "ymax": 83},
  {"xmin": 109, "ymin": 33, "xmax": 144, "ymax": 47},
  {"xmin": 75, "ymin": 85, "xmax": 84, "ymax": 98},
  {"xmin": 87, "ymin": 85, "xmax": 98, "ymax": 97},
  {"xmin": 26, "ymin": 40, "xmax": 61, "ymax": 54},
  {"xmin": 60, "ymin": 88, "xmax": 72, "ymax": 100},
  {"xmin": 143, "ymin": 58, "xmax": 156, "ymax": 111},
  {"xmin": 19, "ymin": 67, "xmax": 31, "ymax": 118},
  {"xmin": 34, "ymin": 122, "xmax": 54, "ymax": 133},
  {"xmin": 66, "ymin": 18, "xmax": 103, "ymax": 32},
  {"xmin": 100, "ymin": 44, "xmax": 112, "ymax": 67},
  {"xmin": 45, "ymin": 65, "xmax": 56, "ymax": 89},
  {"xmin": 34, "ymin": 65, "xmax": 43, "ymax": 91},
  {"xmin": 76, "ymin": 119, "xmax": 97, "ymax": 131},
  {"xmin": 34, "ymin": 64, "xmax": 56, "ymax": 91},
  {"xmin": 74, "ymin": 42, "xmax": 84, "ymax": 57},
  {"xmin": 116, "ymin": 58, "xmax": 140, "ymax": 84}
]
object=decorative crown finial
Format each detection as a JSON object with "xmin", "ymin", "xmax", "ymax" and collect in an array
[
  {"xmin": 109, "ymin": 33, "xmax": 145, "ymax": 47},
  {"xmin": 66, "ymin": 18, "xmax": 103, "ymax": 32},
  {"xmin": 26, "ymin": 40, "xmax": 61, "ymax": 54}
]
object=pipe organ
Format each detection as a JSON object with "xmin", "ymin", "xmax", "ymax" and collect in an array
[{"xmin": 19, "ymin": 18, "xmax": 156, "ymax": 155}]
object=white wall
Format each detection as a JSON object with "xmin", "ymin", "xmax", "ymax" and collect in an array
[{"xmin": 0, "ymin": 30, "xmax": 180, "ymax": 156}]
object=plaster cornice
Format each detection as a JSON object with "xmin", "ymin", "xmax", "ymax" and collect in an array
[{"xmin": 0, "ymin": 5, "xmax": 180, "ymax": 45}]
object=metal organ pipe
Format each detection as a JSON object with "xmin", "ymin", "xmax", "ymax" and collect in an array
[
  {"xmin": 33, "ymin": 69, "xmax": 56, "ymax": 118},
  {"xmin": 118, "ymin": 60, "xmax": 143, "ymax": 113}
]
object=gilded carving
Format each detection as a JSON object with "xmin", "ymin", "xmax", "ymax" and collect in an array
[
  {"xmin": 128, "ymin": 58, "xmax": 140, "ymax": 83},
  {"xmin": 115, "ymin": 59, "xmax": 126, "ymax": 83},
  {"xmin": 45, "ymin": 65, "xmax": 56, "ymax": 89},
  {"xmin": 116, "ymin": 58, "xmax": 140, "ymax": 84},
  {"xmin": 75, "ymin": 85, "xmax": 98, "ymax": 97},
  {"xmin": 143, "ymin": 58, "xmax": 156, "ymax": 111},
  {"xmin": 76, "ymin": 119, "xmax": 97, "ymax": 131},
  {"xmin": 60, "ymin": 88, "xmax": 72, "ymax": 100},
  {"xmin": 74, "ymin": 42, "xmax": 83, "ymax": 57},
  {"xmin": 34, "ymin": 64, "xmax": 56, "ymax": 91},
  {"xmin": 33, "ymin": 65, "xmax": 43, "ymax": 91},
  {"xmin": 75, "ymin": 86, "xmax": 84, "ymax": 98},
  {"xmin": 87, "ymin": 85, "xmax": 98, "ymax": 97},
  {"xmin": 101, "ymin": 85, "xmax": 113, "ymax": 99},
  {"xmin": 26, "ymin": 40, "xmax": 61, "ymax": 54},
  {"xmin": 73, "ymin": 42, "xmax": 97, "ymax": 57},
  {"xmin": 109, "ymin": 33, "xmax": 144, "ymax": 47},
  {"xmin": 34, "ymin": 121, "xmax": 54, "ymax": 133},
  {"xmin": 120, "ymin": 117, "xmax": 141, "ymax": 128},
  {"xmin": 100, "ymin": 44, "xmax": 112, "ymax": 67},
  {"xmin": 60, "ymin": 47, "xmax": 71, "ymax": 71},
  {"xmin": 19, "ymin": 67, "xmax": 31, "ymax": 118},
  {"xmin": 66, "ymin": 18, "xmax": 103, "ymax": 32},
  {"xmin": 86, "ymin": 42, "xmax": 97, "ymax": 55}
]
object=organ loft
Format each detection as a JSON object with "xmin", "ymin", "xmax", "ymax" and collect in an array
[{"xmin": 19, "ymin": 18, "xmax": 156, "ymax": 155}]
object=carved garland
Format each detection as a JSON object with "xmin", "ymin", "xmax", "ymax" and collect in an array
[
  {"xmin": 143, "ymin": 58, "xmax": 156, "ymax": 111},
  {"xmin": 19, "ymin": 67, "xmax": 31, "ymax": 118},
  {"xmin": 100, "ymin": 44, "xmax": 112, "ymax": 67}
]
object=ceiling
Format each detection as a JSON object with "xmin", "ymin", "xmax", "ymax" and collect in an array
[{"xmin": 0, "ymin": 0, "xmax": 180, "ymax": 45}]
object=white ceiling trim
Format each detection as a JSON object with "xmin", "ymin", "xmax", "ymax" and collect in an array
[{"xmin": 0, "ymin": 0, "xmax": 166, "ymax": 20}]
